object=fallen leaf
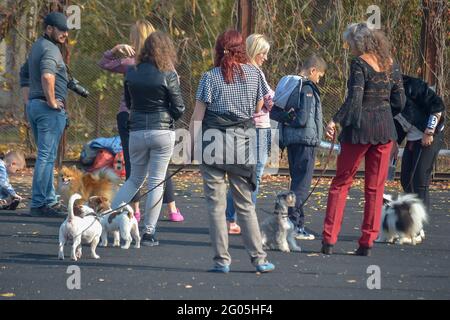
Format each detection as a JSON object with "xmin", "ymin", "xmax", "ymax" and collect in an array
[
  {"xmin": 307, "ymin": 253, "xmax": 319, "ymax": 257},
  {"xmin": 0, "ymin": 293, "xmax": 15, "ymax": 297}
]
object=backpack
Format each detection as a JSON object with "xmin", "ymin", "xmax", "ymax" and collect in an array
[
  {"xmin": 273, "ymin": 75, "xmax": 303, "ymax": 109},
  {"xmin": 86, "ymin": 149, "xmax": 115, "ymax": 172},
  {"xmin": 79, "ymin": 140, "xmax": 98, "ymax": 166}
]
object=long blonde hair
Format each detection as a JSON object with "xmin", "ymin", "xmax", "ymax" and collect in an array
[
  {"xmin": 246, "ymin": 33, "xmax": 270, "ymax": 66},
  {"xmin": 129, "ymin": 20, "xmax": 156, "ymax": 57}
]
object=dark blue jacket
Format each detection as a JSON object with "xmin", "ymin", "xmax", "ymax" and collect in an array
[{"xmin": 271, "ymin": 78, "xmax": 323, "ymax": 147}]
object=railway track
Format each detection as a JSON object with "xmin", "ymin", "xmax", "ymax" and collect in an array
[{"xmin": 25, "ymin": 160, "xmax": 450, "ymax": 181}]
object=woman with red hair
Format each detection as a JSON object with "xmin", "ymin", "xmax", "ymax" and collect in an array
[{"xmin": 189, "ymin": 30, "xmax": 274, "ymax": 273}]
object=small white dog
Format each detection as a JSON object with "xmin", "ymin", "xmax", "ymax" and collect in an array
[
  {"xmin": 58, "ymin": 193, "xmax": 102, "ymax": 261},
  {"xmin": 260, "ymin": 191, "xmax": 301, "ymax": 252},
  {"xmin": 99, "ymin": 202, "xmax": 140, "ymax": 249},
  {"xmin": 376, "ymin": 193, "xmax": 428, "ymax": 245}
]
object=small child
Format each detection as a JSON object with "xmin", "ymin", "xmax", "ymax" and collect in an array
[
  {"xmin": 271, "ymin": 55, "xmax": 327, "ymax": 240},
  {"xmin": 0, "ymin": 152, "xmax": 23, "ymax": 210}
]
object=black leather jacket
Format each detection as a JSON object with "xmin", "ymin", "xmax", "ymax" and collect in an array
[
  {"xmin": 124, "ymin": 62, "xmax": 185, "ymax": 131},
  {"xmin": 399, "ymin": 75, "xmax": 445, "ymax": 132}
]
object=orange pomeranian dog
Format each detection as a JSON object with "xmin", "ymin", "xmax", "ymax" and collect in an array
[{"xmin": 57, "ymin": 166, "xmax": 121, "ymax": 205}]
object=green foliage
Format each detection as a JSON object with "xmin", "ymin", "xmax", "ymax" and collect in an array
[{"xmin": 2, "ymin": 0, "xmax": 448, "ymax": 157}]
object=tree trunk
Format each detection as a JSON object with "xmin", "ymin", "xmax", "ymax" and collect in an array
[
  {"xmin": 419, "ymin": 0, "xmax": 447, "ymax": 97},
  {"xmin": 1, "ymin": 0, "xmax": 29, "ymax": 118},
  {"xmin": 238, "ymin": 0, "xmax": 254, "ymax": 40}
]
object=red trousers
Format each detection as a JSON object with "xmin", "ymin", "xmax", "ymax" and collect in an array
[{"xmin": 322, "ymin": 141, "xmax": 393, "ymax": 248}]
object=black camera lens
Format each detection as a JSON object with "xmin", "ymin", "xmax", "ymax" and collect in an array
[{"xmin": 68, "ymin": 78, "xmax": 89, "ymax": 98}]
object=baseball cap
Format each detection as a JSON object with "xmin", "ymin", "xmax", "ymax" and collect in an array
[{"xmin": 44, "ymin": 12, "xmax": 69, "ymax": 32}]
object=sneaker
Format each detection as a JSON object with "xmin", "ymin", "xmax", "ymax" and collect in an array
[
  {"xmin": 354, "ymin": 246, "xmax": 371, "ymax": 256},
  {"xmin": 6, "ymin": 198, "xmax": 21, "ymax": 210},
  {"xmin": 208, "ymin": 263, "xmax": 230, "ymax": 273},
  {"xmin": 227, "ymin": 222, "xmax": 241, "ymax": 235},
  {"xmin": 29, "ymin": 206, "xmax": 66, "ymax": 218},
  {"xmin": 141, "ymin": 233, "xmax": 159, "ymax": 247},
  {"xmin": 0, "ymin": 200, "xmax": 9, "ymax": 210},
  {"xmin": 168, "ymin": 209, "xmax": 184, "ymax": 222},
  {"xmin": 294, "ymin": 227, "xmax": 315, "ymax": 240},
  {"xmin": 255, "ymin": 262, "xmax": 275, "ymax": 273},
  {"xmin": 48, "ymin": 201, "xmax": 67, "ymax": 213},
  {"xmin": 134, "ymin": 211, "xmax": 141, "ymax": 222}
]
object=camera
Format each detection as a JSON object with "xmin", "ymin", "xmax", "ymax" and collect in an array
[{"xmin": 68, "ymin": 78, "xmax": 89, "ymax": 98}]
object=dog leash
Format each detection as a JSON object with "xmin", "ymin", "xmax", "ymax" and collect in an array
[
  {"xmin": 404, "ymin": 142, "xmax": 423, "ymax": 192},
  {"xmin": 104, "ymin": 165, "xmax": 187, "ymax": 215},
  {"xmin": 68, "ymin": 165, "xmax": 187, "ymax": 239},
  {"xmin": 300, "ymin": 131, "xmax": 336, "ymax": 208},
  {"xmin": 259, "ymin": 132, "xmax": 336, "ymax": 216}
]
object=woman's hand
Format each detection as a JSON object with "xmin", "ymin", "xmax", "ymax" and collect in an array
[
  {"xmin": 325, "ymin": 120, "xmax": 336, "ymax": 140},
  {"xmin": 112, "ymin": 44, "xmax": 135, "ymax": 57},
  {"xmin": 422, "ymin": 129, "xmax": 434, "ymax": 147}
]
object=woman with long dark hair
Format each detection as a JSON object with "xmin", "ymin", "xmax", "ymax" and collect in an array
[
  {"xmin": 98, "ymin": 21, "xmax": 184, "ymax": 223},
  {"xmin": 111, "ymin": 31, "xmax": 185, "ymax": 246},
  {"xmin": 321, "ymin": 23, "xmax": 405, "ymax": 256}
]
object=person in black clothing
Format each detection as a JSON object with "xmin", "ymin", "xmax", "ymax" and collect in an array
[
  {"xmin": 111, "ymin": 31, "xmax": 185, "ymax": 247},
  {"xmin": 322, "ymin": 23, "xmax": 405, "ymax": 256},
  {"xmin": 394, "ymin": 75, "xmax": 445, "ymax": 211}
]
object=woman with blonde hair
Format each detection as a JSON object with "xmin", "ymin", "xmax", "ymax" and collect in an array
[
  {"xmin": 321, "ymin": 22, "xmax": 405, "ymax": 256},
  {"xmin": 224, "ymin": 34, "xmax": 274, "ymax": 235},
  {"xmin": 98, "ymin": 20, "xmax": 184, "ymax": 223}
]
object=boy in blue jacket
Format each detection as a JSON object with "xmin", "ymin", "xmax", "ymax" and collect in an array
[
  {"xmin": 0, "ymin": 152, "xmax": 23, "ymax": 210},
  {"xmin": 271, "ymin": 55, "xmax": 327, "ymax": 240}
]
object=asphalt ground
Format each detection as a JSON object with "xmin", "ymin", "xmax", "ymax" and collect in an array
[{"xmin": 0, "ymin": 171, "xmax": 449, "ymax": 300}]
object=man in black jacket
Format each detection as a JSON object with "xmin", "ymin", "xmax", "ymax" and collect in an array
[{"xmin": 394, "ymin": 75, "xmax": 446, "ymax": 210}]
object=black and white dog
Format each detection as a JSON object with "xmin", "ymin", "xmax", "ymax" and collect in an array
[
  {"xmin": 260, "ymin": 191, "xmax": 301, "ymax": 252},
  {"xmin": 376, "ymin": 194, "xmax": 428, "ymax": 245}
]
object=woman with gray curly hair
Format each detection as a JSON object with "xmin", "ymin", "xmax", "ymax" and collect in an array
[{"xmin": 321, "ymin": 22, "xmax": 406, "ymax": 256}]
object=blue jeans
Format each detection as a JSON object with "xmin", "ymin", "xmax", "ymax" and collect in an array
[
  {"xmin": 287, "ymin": 143, "xmax": 316, "ymax": 229},
  {"xmin": 27, "ymin": 99, "xmax": 67, "ymax": 208},
  {"xmin": 112, "ymin": 129, "xmax": 175, "ymax": 235},
  {"xmin": 226, "ymin": 128, "xmax": 271, "ymax": 222}
]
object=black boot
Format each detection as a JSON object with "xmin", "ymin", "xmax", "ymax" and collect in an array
[
  {"xmin": 354, "ymin": 246, "xmax": 371, "ymax": 256},
  {"xmin": 321, "ymin": 243, "xmax": 333, "ymax": 255}
]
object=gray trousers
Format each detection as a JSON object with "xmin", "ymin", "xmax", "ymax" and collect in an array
[
  {"xmin": 112, "ymin": 130, "xmax": 175, "ymax": 234},
  {"xmin": 200, "ymin": 164, "xmax": 267, "ymax": 267}
]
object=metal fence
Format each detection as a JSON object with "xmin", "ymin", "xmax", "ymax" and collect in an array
[{"xmin": 0, "ymin": 0, "xmax": 448, "ymax": 168}]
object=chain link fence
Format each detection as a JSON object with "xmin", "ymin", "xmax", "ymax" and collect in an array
[{"xmin": 0, "ymin": 0, "xmax": 448, "ymax": 170}]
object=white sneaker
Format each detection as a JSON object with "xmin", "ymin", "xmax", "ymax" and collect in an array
[{"xmin": 294, "ymin": 228, "xmax": 315, "ymax": 240}]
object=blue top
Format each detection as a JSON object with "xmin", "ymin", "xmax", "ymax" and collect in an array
[
  {"xmin": 0, "ymin": 160, "xmax": 16, "ymax": 197},
  {"xmin": 20, "ymin": 36, "xmax": 68, "ymax": 101},
  {"xmin": 196, "ymin": 64, "xmax": 268, "ymax": 119}
]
